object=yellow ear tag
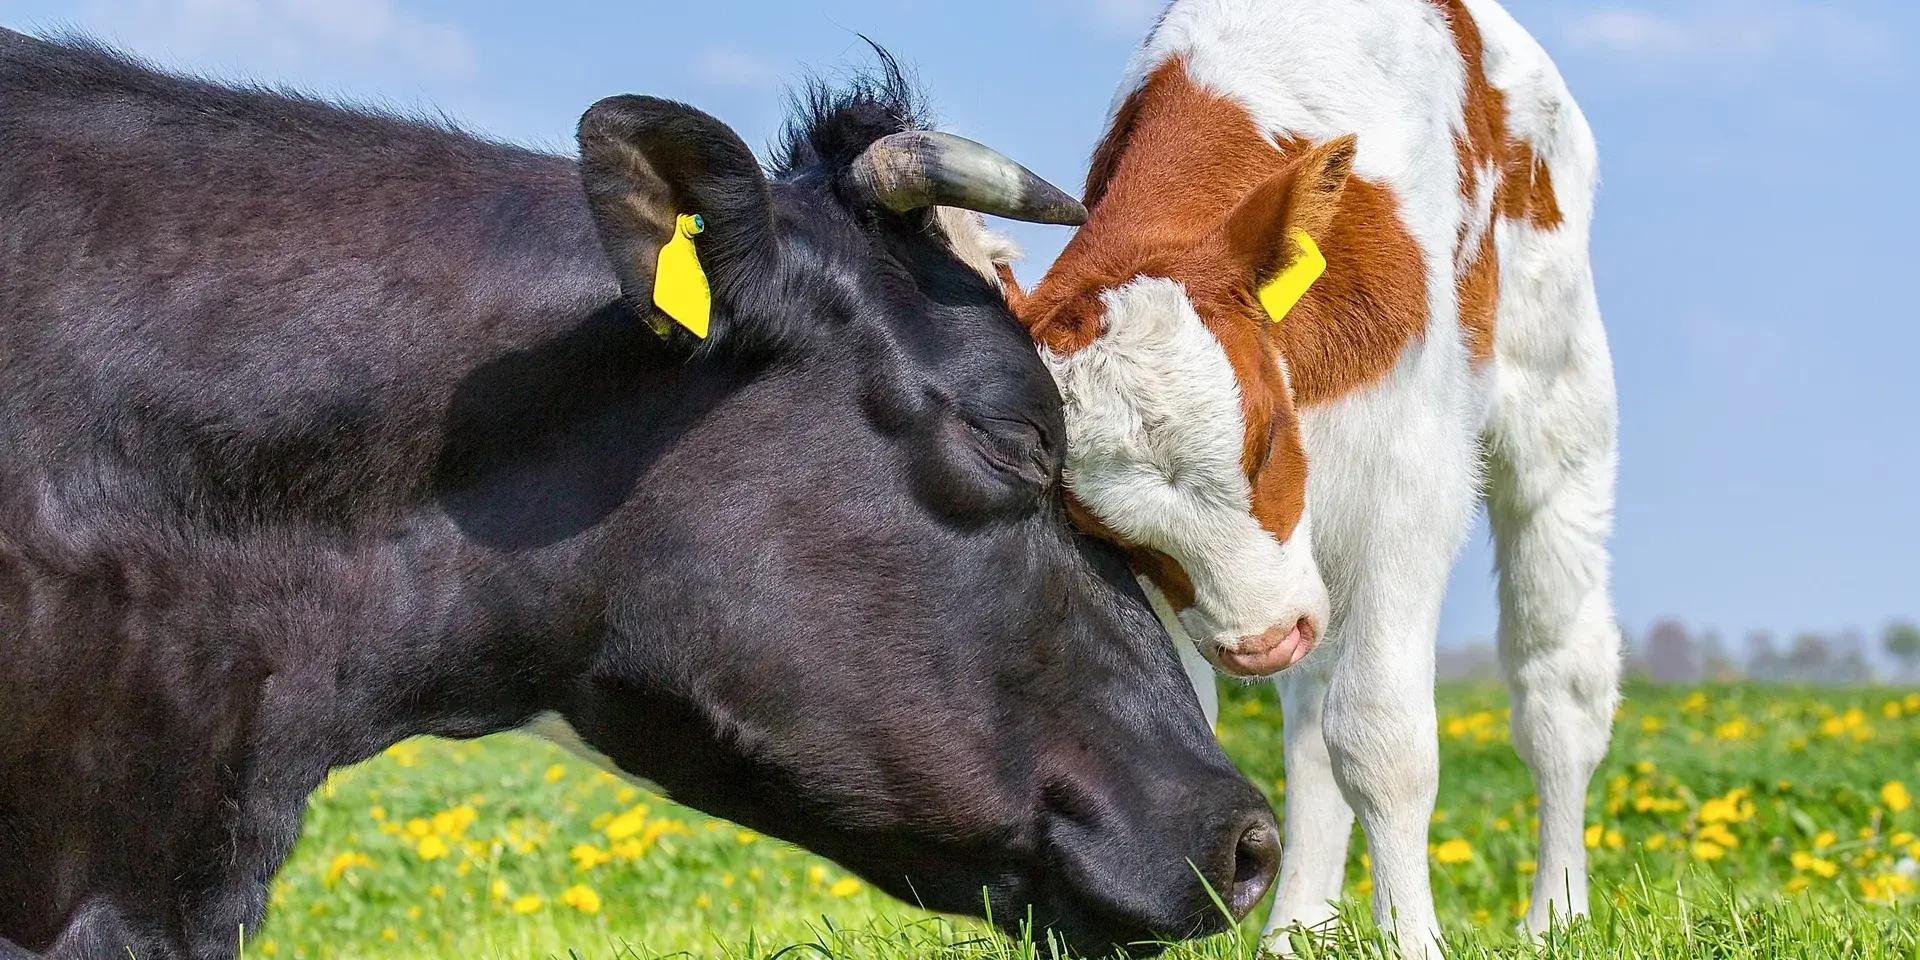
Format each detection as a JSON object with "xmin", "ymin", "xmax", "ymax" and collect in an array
[
  {"xmin": 652, "ymin": 213, "xmax": 711, "ymax": 339},
  {"xmin": 1256, "ymin": 228, "xmax": 1327, "ymax": 324}
]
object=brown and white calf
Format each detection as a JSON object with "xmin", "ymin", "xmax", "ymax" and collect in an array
[{"xmin": 1013, "ymin": 0, "xmax": 1619, "ymax": 952}]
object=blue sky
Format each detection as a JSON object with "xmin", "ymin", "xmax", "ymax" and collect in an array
[{"xmin": 3, "ymin": 0, "xmax": 1914, "ymax": 647}]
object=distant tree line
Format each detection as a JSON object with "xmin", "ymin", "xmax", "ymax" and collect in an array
[{"xmin": 1436, "ymin": 620, "xmax": 1920, "ymax": 685}]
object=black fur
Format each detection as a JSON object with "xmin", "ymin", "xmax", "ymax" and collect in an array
[{"xmin": 0, "ymin": 30, "xmax": 1272, "ymax": 959}]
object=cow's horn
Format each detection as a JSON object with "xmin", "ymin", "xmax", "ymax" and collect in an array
[{"xmin": 845, "ymin": 131, "xmax": 1088, "ymax": 226}]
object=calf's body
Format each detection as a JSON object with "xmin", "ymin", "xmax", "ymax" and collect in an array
[{"xmin": 1022, "ymin": 0, "xmax": 1619, "ymax": 952}]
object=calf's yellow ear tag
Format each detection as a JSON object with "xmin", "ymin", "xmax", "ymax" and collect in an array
[
  {"xmin": 652, "ymin": 214, "xmax": 711, "ymax": 339},
  {"xmin": 1257, "ymin": 228, "xmax": 1327, "ymax": 325}
]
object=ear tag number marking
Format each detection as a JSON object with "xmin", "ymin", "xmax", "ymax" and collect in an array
[
  {"xmin": 1257, "ymin": 228, "xmax": 1327, "ymax": 325},
  {"xmin": 653, "ymin": 213, "xmax": 711, "ymax": 339}
]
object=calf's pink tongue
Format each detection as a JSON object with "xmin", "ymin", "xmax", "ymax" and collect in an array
[{"xmin": 1216, "ymin": 622, "xmax": 1313, "ymax": 678}]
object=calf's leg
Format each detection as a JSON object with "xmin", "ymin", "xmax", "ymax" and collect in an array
[
  {"xmin": 1485, "ymin": 216, "xmax": 1621, "ymax": 934},
  {"xmin": 1262, "ymin": 665, "xmax": 1354, "ymax": 943}
]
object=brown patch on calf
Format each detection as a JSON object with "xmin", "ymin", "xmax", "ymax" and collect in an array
[
  {"xmin": 1020, "ymin": 60, "xmax": 1429, "ymax": 570},
  {"xmin": 1429, "ymin": 0, "xmax": 1565, "ymax": 364},
  {"xmin": 1065, "ymin": 492, "xmax": 1197, "ymax": 611}
]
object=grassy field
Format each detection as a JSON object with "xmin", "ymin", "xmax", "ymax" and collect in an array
[{"xmin": 250, "ymin": 684, "xmax": 1920, "ymax": 959}]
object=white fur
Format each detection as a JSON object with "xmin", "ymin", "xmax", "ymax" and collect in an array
[
  {"xmin": 1064, "ymin": 1, "xmax": 1620, "ymax": 954},
  {"xmin": 1042, "ymin": 277, "xmax": 1330, "ymax": 662},
  {"xmin": 935, "ymin": 207, "xmax": 1022, "ymax": 290}
]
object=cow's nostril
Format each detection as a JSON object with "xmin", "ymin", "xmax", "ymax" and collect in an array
[{"xmin": 1228, "ymin": 816, "xmax": 1280, "ymax": 918}]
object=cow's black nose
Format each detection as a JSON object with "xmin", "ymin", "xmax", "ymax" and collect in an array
[{"xmin": 1227, "ymin": 811, "xmax": 1280, "ymax": 918}]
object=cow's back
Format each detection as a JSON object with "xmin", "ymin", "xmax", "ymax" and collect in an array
[{"xmin": 0, "ymin": 29, "xmax": 620, "ymax": 531}]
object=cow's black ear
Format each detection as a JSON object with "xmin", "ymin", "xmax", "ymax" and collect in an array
[{"xmin": 577, "ymin": 96, "xmax": 773, "ymax": 339}]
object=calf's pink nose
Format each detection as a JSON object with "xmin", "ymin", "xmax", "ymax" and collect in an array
[{"xmin": 1216, "ymin": 618, "xmax": 1316, "ymax": 678}]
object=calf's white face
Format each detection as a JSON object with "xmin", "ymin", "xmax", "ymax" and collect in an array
[{"xmin": 1041, "ymin": 277, "xmax": 1328, "ymax": 677}]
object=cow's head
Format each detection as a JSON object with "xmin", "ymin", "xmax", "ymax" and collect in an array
[
  {"xmin": 1015, "ymin": 121, "xmax": 1359, "ymax": 680},
  {"xmin": 544, "ymin": 70, "xmax": 1278, "ymax": 954}
]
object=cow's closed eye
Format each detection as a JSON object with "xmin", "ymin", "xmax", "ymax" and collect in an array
[{"xmin": 964, "ymin": 415, "xmax": 1050, "ymax": 488}]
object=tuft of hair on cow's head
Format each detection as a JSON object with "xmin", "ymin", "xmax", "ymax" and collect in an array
[{"xmin": 576, "ymin": 52, "xmax": 1081, "ymax": 356}]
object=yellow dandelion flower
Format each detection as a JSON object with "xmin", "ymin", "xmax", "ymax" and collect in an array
[
  {"xmin": 1605, "ymin": 830, "xmax": 1625, "ymax": 850},
  {"xmin": 1814, "ymin": 831, "xmax": 1837, "ymax": 849},
  {"xmin": 1860, "ymin": 874, "xmax": 1913, "ymax": 901},
  {"xmin": 1691, "ymin": 840, "xmax": 1726, "ymax": 861},
  {"xmin": 510, "ymin": 894, "xmax": 543, "ymax": 914},
  {"xmin": 1882, "ymin": 782, "xmax": 1912, "ymax": 814},
  {"xmin": 616, "ymin": 786, "xmax": 639, "ymax": 804},
  {"xmin": 1892, "ymin": 832, "xmax": 1916, "ymax": 847},
  {"xmin": 1884, "ymin": 701, "xmax": 1903, "ymax": 719},
  {"xmin": 1584, "ymin": 824, "xmax": 1604, "ymax": 849},
  {"xmin": 1646, "ymin": 833, "xmax": 1667, "ymax": 851},
  {"xmin": 406, "ymin": 818, "xmax": 431, "ymax": 839},
  {"xmin": 604, "ymin": 806, "xmax": 649, "ymax": 841},
  {"xmin": 415, "ymin": 834, "xmax": 450, "ymax": 861},
  {"xmin": 1679, "ymin": 691, "xmax": 1708, "ymax": 714},
  {"xmin": 570, "ymin": 843, "xmax": 612, "ymax": 871},
  {"xmin": 1355, "ymin": 875, "xmax": 1373, "ymax": 895},
  {"xmin": 808, "ymin": 865, "xmax": 828, "ymax": 885},
  {"xmin": 1434, "ymin": 839, "xmax": 1473, "ymax": 865},
  {"xmin": 735, "ymin": 830, "xmax": 757, "ymax": 846},
  {"xmin": 560, "ymin": 884, "xmax": 602, "ymax": 914},
  {"xmin": 545, "ymin": 764, "xmax": 567, "ymax": 783},
  {"xmin": 428, "ymin": 884, "xmax": 445, "ymax": 899},
  {"xmin": 369, "ymin": 806, "xmax": 386, "ymax": 822},
  {"xmin": 491, "ymin": 880, "xmax": 509, "ymax": 901},
  {"xmin": 380, "ymin": 928, "xmax": 398, "ymax": 942},
  {"xmin": 432, "ymin": 805, "xmax": 478, "ymax": 838},
  {"xmin": 1697, "ymin": 823, "xmax": 1739, "ymax": 849},
  {"xmin": 407, "ymin": 906, "xmax": 421, "ymax": 920},
  {"xmin": 693, "ymin": 893, "xmax": 712, "ymax": 910},
  {"xmin": 1785, "ymin": 876, "xmax": 1809, "ymax": 894},
  {"xmin": 829, "ymin": 877, "xmax": 863, "ymax": 897},
  {"xmin": 722, "ymin": 873, "xmax": 736, "ymax": 888},
  {"xmin": 260, "ymin": 941, "xmax": 278, "ymax": 956},
  {"xmin": 1518, "ymin": 860, "xmax": 1537, "ymax": 874},
  {"xmin": 1641, "ymin": 716, "xmax": 1663, "ymax": 733},
  {"xmin": 323, "ymin": 851, "xmax": 373, "ymax": 887},
  {"xmin": 1906, "ymin": 693, "xmax": 1920, "ymax": 712}
]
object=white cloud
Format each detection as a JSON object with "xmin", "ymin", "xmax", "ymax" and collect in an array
[
  {"xmin": 1561, "ymin": 1, "xmax": 1889, "ymax": 73},
  {"xmin": 692, "ymin": 46, "xmax": 781, "ymax": 92},
  {"xmin": 78, "ymin": 0, "xmax": 477, "ymax": 79}
]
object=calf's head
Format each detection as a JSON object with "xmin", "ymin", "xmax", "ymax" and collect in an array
[
  {"xmin": 548, "ymin": 74, "xmax": 1278, "ymax": 954},
  {"xmin": 1016, "ymin": 124, "xmax": 1362, "ymax": 679}
]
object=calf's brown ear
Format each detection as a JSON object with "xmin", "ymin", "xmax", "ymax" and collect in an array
[{"xmin": 1213, "ymin": 134, "xmax": 1357, "ymax": 292}]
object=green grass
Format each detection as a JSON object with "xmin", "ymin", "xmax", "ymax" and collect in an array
[{"xmin": 250, "ymin": 684, "xmax": 1920, "ymax": 958}]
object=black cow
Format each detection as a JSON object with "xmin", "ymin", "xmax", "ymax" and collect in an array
[{"xmin": 0, "ymin": 30, "xmax": 1279, "ymax": 960}]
